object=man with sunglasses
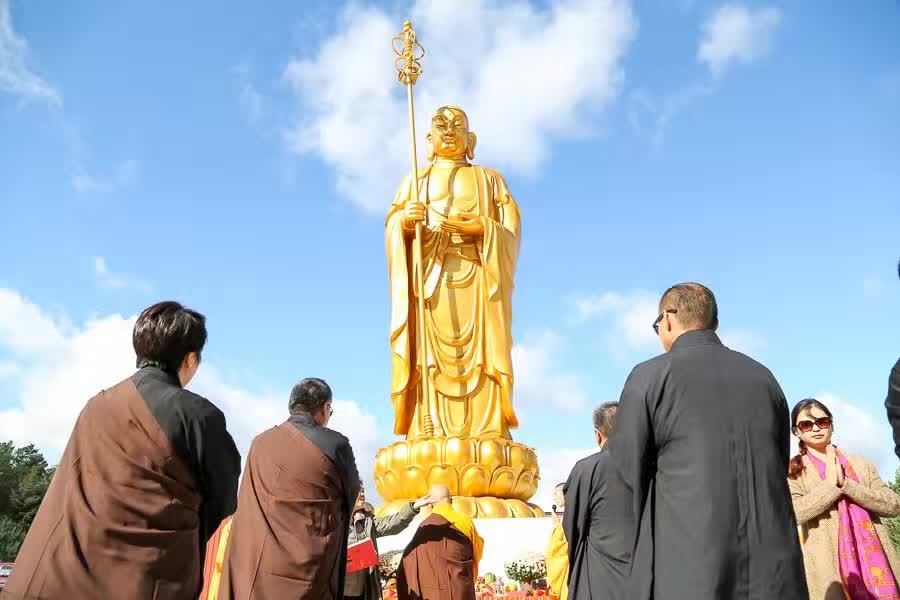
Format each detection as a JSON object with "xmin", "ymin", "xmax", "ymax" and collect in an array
[
  {"xmin": 605, "ymin": 282, "xmax": 807, "ymax": 599},
  {"xmin": 210, "ymin": 377, "xmax": 360, "ymax": 599}
]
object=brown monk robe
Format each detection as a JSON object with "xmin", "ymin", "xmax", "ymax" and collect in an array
[
  {"xmin": 214, "ymin": 379, "xmax": 360, "ymax": 600},
  {"xmin": 4, "ymin": 367, "xmax": 241, "ymax": 600},
  {"xmin": 397, "ymin": 485, "xmax": 483, "ymax": 600}
]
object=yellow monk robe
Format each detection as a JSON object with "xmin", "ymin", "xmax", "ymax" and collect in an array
[
  {"xmin": 199, "ymin": 516, "xmax": 233, "ymax": 600},
  {"xmin": 546, "ymin": 520, "xmax": 569, "ymax": 600},
  {"xmin": 431, "ymin": 502, "xmax": 484, "ymax": 579},
  {"xmin": 385, "ymin": 164, "xmax": 521, "ymax": 439}
]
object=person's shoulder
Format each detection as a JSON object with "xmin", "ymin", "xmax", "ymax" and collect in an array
[
  {"xmin": 323, "ymin": 426, "xmax": 353, "ymax": 450},
  {"xmin": 175, "ymin": 388, "xmax": 226, "ymax": 425},
  {"xmin": 843, "ymin": 452, "xmax": 878, "ymax": 471},
  {"xmin": 628, "ymin": 353, "xmax": 670, "ymax": 381},
  {"xmin": 720, "ymin": 345, "xmax": 781, "ymax": 383},
  {"xmin": 572, "ymin": 451, "xmax": 603, "ymax": 472},
  {"xmin": 567, "ymin": 451, "xmax": 604, "ymax": 485}
]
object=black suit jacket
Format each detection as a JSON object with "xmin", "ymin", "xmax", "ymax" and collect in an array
[{"xmin": 886, "ymin": 358, "xmax": 900, "ymax": 459}]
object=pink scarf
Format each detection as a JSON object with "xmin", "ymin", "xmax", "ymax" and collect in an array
[{"xmin": 808, "ymin": 449, "xmax": 899, "ymax": 599}]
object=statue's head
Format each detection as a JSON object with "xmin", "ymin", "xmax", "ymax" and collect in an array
[{"xmin": 426, "ymin": 105, "xmax": 476, "ymax": 161}]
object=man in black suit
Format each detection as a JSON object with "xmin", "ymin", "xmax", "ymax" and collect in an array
[
  {"xmin": 563, "ymin": 402, "xmax": 634, "ymax": 599},
  {"xmin": 606, "ymin": 282, "xmax": 807, "ymax": 599}
]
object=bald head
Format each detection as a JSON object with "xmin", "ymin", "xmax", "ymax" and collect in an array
[{"xmin": 428, "ymin": 484, "xmax": 451, "ymax": 504}]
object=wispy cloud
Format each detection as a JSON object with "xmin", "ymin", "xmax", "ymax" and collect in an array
[
  {"xmin": 512, "ymin": 330, "xmax": 589, "ymax": 413},
  {"xmin": 93, "ymin": 256, "xmax": 150, "ymax": 291},
  {"xmin": 72, "ymin": 160, "xmax": 138, "ymax": 194},
  {"xmin": 697, "ymin": 3, "xmax": 782, "ymax": 79},
  {"xmin": 864, "ymin": 276, "xmax": 886, "ymax": 300},
  {"xmin": 629, "ymin": 82, "xmax": 714, "ymax": 149},
  {"xmin": 811, "ymin": 392, "xmax": 896, "ymax": 480},
  {"xmin": 0, "ymin": 360, "xmax": 19, "ymax": 381},
  {"xmin": 281, "ymin": 0, "xmax": 637, "ymax": 213},
  {"xmin": 630, "ymin": 3, "xmax": 781, "ymax": 148},
  {"xmin": 233, "ymin": 63, "xmax": 265, "ymax": 124},
  {"xmin": 0, "ymin": 0, "xmax": 61, "ymax": 107},
  {"xmin": 575, "ymin": 288, "xmax": 766, "ymax": 359},
  {"xmin": 719, "ymin": 328, "xmax": 766, "ymax": 357},
  {"xmin": 575, "ymin": 289, "xmax": 660, "ymax": 352},
  {"xmin": 2, "ymin": 2, "xmax": 137, "ymax": 193}
]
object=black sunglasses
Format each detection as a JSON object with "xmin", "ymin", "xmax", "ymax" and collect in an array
[
  {"xmin": 652, "ymin": 309, "xmax": 677, "ymax": 334},
  {"xmin": 796, "ymin": 416, "xmax": 831, "ymax": 433}
]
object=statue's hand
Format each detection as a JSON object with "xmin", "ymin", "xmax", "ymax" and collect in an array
[
  {"xmin": 441, "ymin": 212, "xmax": 484, "ymax": 237},
  {"xmin": 403, "ymin": 202, "xmax": 426, "ymax": 229}
]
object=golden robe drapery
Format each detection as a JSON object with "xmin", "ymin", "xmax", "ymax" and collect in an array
[{"xmin": 386, "ymin": 164, "xmax": 520, "ymax": 440}]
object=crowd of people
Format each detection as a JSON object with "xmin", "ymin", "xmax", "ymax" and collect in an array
[{"xmin": 1, "ymin": 276, "xmax": 899, "ymax": 599}]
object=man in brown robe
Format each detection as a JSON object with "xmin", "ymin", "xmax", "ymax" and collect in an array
[
  {"xmin": 214, "ymin": 377, "xmax": 360, "ymax": 599},
  {"xmin": 397, "ymin": 484, "xmax": 483, "ymax": 600},
  {"xmin": 4, "ymin": 301, "xmax": 241, "ymax": 600}
]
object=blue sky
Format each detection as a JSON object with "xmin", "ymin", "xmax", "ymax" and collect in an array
[{"xmin": 1, "ymin": 0, "xmax": 898, "ymax": 507}]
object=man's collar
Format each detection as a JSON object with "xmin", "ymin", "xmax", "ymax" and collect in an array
[
  {"xmin": 670, "ymin": 328, "xmax": 722, "ymax": 351},
  {"xmin": 287, "ymin": 411, "xmax": 319, "ymax": 428}
]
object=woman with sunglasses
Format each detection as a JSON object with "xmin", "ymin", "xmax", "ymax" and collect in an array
[{"xmin": 788, "ymin": 398, "xmax": 900, "ymax": 599}]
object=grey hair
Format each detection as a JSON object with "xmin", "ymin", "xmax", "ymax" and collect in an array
[{"xmin": 592, "ymin": 402, "xmax": 619, "ymax": 437}]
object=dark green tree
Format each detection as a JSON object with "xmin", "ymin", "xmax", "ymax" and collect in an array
[
  {"xmin": 0, "ymin": 516, "xmax": 27, "ymax": 563},
  {"xmin": 0, "ymin": 442, "xmax": 55, "ymax": 561},
  {"xmin": 885, "ymin": 468, "xmax": 900, "ymax": 554}
]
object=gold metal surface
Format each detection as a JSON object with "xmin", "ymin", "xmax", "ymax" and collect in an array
[
  {"xmin": 374, "ymin": 437, "xmax": 539, "ymax": 502},
  {"xmin": 392, "ymin": 20, "xmax": 434, "ymax": 436},
  {"xmin": 377, "ymin": 498, "xmax": 544, "ymax": 520},
  {"xmin": 378, "ymin": 21, "xmax": 541, "ymax": 517}
]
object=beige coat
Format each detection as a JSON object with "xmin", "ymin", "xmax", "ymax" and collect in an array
[{"xmin": 789, "ymin": 453, "xmax": 900, "ymax": 599}]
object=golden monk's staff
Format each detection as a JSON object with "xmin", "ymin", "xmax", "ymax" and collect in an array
[{"xmin": 392, "ymin": 21, "xmax": 435, "ymax": 437}]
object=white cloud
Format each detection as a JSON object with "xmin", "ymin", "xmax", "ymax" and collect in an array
[
  {"xmin": 0, "ymin": 0, "xmax": 60, "ymax": 106},
  {"xmin": 697, "ymin": 4, "xmax": 781, "ymax": 79},
  {"xmin": 575, "ymin": 289, "xmax": 659, "ymax": 352},
  {"xmin": 0, "ymin": 288, "xmax": 65, "ymax": 356},
  {"xmin": 629, "ymin": 82, "xmax": 713, "ymax": 149},
  {"xmin": 630, "ymin": 4, "xmax": 780, "ymax": 148},
  {"xmin": 805, "ymin": 393, "xmax": 897, "ymax": 481},
  {"xmin": 532, "ymin": 446, "xmax": 597, "ymax": 510},
  {"xmin": 575, "ymin": 288, "xmax": 766, "ymax": 359},
  {"xmin": 718, "ymin": 328, "xmax": 766, "ymax": 357},
  {"xmin": 72, "ymin": 159, "xmax": 138, "ymax": 193},
  {"xmin": 0, "ymin": 290, "xmax": 382, "ymax": 498},
  {"xmin": 513, "ymin": 331, "xmax": 588, "ymax": 413},
  {"xmin": 282, "ymin": 0, "xmax": 636, "ymax": 213},
  {"xmin": 0, "ymin": 360, "xmax": 19, "ymax": 380},
  {"xmin": 92, "ymin": 256, "xmax": 150, "ymax": 292},
  {"xmin": 234, "ymin": 63, "xmax": 265, "ymax": 124},
  {"xmin": 864, "ymin": 276, "xmax": 886, "ymax": 300}
]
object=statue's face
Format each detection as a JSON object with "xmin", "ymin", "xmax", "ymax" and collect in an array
[{"xmin": 429, "ymin": 107, "xmax": 470, "ymax": 160}]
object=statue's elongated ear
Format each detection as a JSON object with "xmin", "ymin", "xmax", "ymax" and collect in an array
[
  {"xmin": 466, "ymin": 132, "xmax": 477, "ymax": 160},
  {"xmin": 426, "ymin": 132, "xmax": 435, "ymax": 161}
]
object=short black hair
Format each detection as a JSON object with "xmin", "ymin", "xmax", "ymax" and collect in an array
[
  {"xmin": 133, "ymin": 301, "xmax": 207, "ymax": 373},
  {"xmin": 592, "ymin": 402, "xmax": 619, "ymax": 437},
  {"xmin": 289, "ymin": 378, "xmax": 332, "ymax": 413},
  {"xmin": 659, "ymin": 282, "xmax": 718, "ymax": 330}
]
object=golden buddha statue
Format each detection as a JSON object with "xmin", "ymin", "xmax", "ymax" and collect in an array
[{"xmin": 374, "ymin": 106, "xmax": 541, "ymax": 519}]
